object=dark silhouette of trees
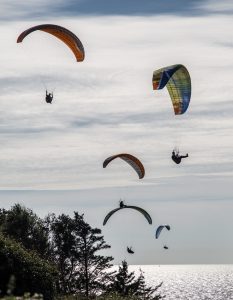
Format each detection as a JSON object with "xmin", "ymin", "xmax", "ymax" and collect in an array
[
  {"xmin": 107, "ymin": 260, "xmax": 164, "ymax": 300},
  {"xmin": 0, "ymin": 233, "xmax": 57, "ymax": 299},
  {"xmin": 0, "ymin": 204, "xmax": 51, "ymax": 259},
  {"xmin": 47, "ymin": 212, "xmax": 115, "ymax": 297},
  {"xmin": 0, "ymin": 204, "xmax": 164, "ymax": 299}
]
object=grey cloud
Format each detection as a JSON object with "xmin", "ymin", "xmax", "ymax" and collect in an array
[{"xmin": 1, "ymin": 0, "xmax": 232, "ymax": 23}]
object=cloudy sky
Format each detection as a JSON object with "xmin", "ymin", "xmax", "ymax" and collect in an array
[{"xmin": 0, "ymin": 0, "xmax": 233, "ymax": 264}]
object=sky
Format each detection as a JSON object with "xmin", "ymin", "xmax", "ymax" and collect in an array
[{"xmin": 0, "ymin": 0, "xmax": 233, "ymax": 264}]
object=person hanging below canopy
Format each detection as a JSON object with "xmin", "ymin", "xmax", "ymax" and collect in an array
[
  {"xmin": 171, "ymin": 149, "xmax": 188, "ymax": 164},
  {"xmin": 45, "ymin": 90, "xmax": 53, "ymax": 104},
  {"xmin": 127, "ymin": 246, "xmax": 134, "ymax": 254},
  {"xmin": 163, "ymin": 245, "xmax": 169, "ymax": 250},
  {"xmin": 119, "ymin": 200, "xmax": 126, "ymax": 208}
]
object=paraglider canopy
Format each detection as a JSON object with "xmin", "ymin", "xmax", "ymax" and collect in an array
[
  {"xmin": 17, "ymin": 24, "xmax": 85, "ymax": 62},
  {"xmin": 103, "ymin": 153, "xmax": 145, "ymax": 179},
  {"xmin": 155, "ymin": 225, "xmax": 171, "ymax": 239},
  {"xmin": 152, "ymin": 64, "xmax": 191, "ymax": 115},
  {"xmin": 103, "ymin": 201, "xmax": 152, "ymax": 225}
]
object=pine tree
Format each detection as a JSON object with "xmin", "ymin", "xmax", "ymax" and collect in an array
[
  {"xmin": 108, "ymin": 260, "xmax": 164, "ymax": 300},
  {"xmin": 48, "ymin": 212, "xmax": 115, "ymax": 297}
]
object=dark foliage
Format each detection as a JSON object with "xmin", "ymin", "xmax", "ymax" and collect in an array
[
  {"xmin": 47, "ymin": 212, "xmax": 115, "ymax": 297},
  {"xmin": 0, "ymin": 204, "xmax": 164, "ymax": 300},
  {"xmin": 107, "ymin": 260, "xmax": 164, "ymax": 300},
  {"xmin": 0, "ymin": 204, "xmax": 51, "ymax": 259},
  {"xmin": 0, "ymin": 233, "xmax": 57, "ymax": 300}
]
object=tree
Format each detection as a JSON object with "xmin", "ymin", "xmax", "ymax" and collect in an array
[
  {"xmin": 47, "ymin": 212, "xmax": 115, "ymax": 297},
  {"xmin": 0, "ymin": 233, "xmax": 57, "ymax": 299},
  {"xmin": 108, "ymin": 260, "xmax": 164, "ymax": 300},
  {"xmin": 0, "ymin": 204, "xmax": 51, "ymax": 259}
]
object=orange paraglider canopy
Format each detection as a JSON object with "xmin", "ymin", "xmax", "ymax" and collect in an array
[
  {"xmin": 103, "ymin": 153, "xmax": 145, "ymax": 179},
  {"xmin": 17, "ymin": 24, "xmax": 85, "ymax": 62}
]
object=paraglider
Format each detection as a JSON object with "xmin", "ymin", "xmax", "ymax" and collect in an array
[
  {"xmin": 152, "ymin": 64, "xmax": 191, "ymax": 115},
  {"xmin": 155, "ymin": 225, "xmax": 171, "ymax": 239},
  {"xmin": 17, "ymin": 24, "xmax": 85, "ymax": 62},
  {"xmin": 17, "ymin": 24, "xmax": 85, "ymax": 104},
  {"xmin": 103, "ymin": 153, "xmax": 145, "ymax": 179},
  {"xmin": 45, "ymin": 90, "xmax": 53, "ymax": 104},
  {"xmin": 156, "ymin": 225, "xmax": 171, "ymax": 250},
  {"xmin": 103, "ymin": 201, "xmax": 152, "ymax": 225},
  {"xmin": 171, "ymin": 149, "xmax": 188, "ymax": 164},
  {"xmin": 127, "ymin": 247, "xmax": 134, "ymax": 254}
]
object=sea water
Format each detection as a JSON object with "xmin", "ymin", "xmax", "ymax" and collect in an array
[{"xmin": 129, "ymin": 265, "xmax": 233, "ymax": 300}]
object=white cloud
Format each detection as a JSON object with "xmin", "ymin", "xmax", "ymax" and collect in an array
[{"xmin": 0, "ymin": 14, "xmax": 232, "ymax": 189}]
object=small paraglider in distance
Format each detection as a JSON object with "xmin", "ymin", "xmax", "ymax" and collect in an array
[
  {"xmin": 171, "ymin": 149, "xmax": 188, "ymax": 164},
  {"xmin": 45, "ymin": 90, "xmax": 53, "ymax": 104},
  {"xmin": 156, "ymin": 225, "xmax": 170, "ymax": 250},
  {"xmin": 155, "ymin": 225, "xmax": 171, "ymax": 239},
  {"xmin": 127, "ymin": 246, "xmax": 134, "ymax": 254},
  {"xmin": 103, "ymin": 153, "xmax": 145, "ymax": 179},
  {"xmin": 103, "ymin": 200, "xmax": 152, "ymax": 225}
]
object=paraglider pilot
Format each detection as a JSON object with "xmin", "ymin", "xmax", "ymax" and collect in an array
[
  {"xmin": 171, "ymin": 150, "xmax": 188, "ymax": 164},
  {"xmin": 127, "ymin": 247, "xmax": 134, "ymax": 254},
  {"xmin": 119, "ymin": 200, "xmax": 126, "ymax": 208},
  {"xmin": 45, "ymin": 90, "xmax": 53, "ymax": 104}
]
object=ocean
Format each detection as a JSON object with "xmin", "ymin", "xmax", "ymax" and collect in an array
[{"xmin": 129, "ymin": 265, "xmax": 233, "ymax": 300}]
